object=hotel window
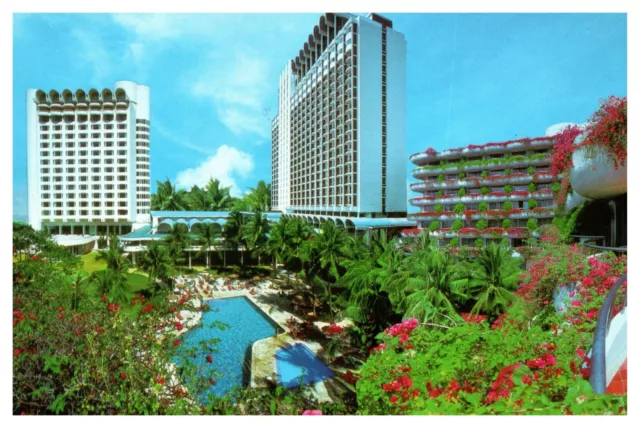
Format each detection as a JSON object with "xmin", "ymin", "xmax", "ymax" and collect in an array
[
  {"xmin": 41, "ymin": 168, "xmax": 50, "ymax": 174},
  {"xmin": 66, "ymin": 159, "xmax": 75, "ymax": 165},
  {"xmin": 91, "ymin": 141, "xmax": 101, "ymax": 147},
  {"xmin": 41, "ymin": 151, "xmax": 49, "ymax": 157}
]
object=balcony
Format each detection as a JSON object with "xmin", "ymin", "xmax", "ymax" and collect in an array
[
  {"xmin": 410, "ymin": 189, "xmax": 554, "ymax": 207},
  {"xmin": 412, "ymin": 155, "xmax": 551, "ymax": 179},
  {"xmin": 408, "ymin": 207, "xmax": 555, "ymax": 222},
  {"xmin": 570, "ymin": 146, "xmax": 627, "ymax": 200}
]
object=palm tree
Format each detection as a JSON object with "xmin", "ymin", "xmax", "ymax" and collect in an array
[
  {"xmin": 185, "ymin": 185, "xmax": 211, "ymax": 211},
  {"xmin": 307, "ymin": 222, "xmax": 349, "ymax": 321},
  {"xmin": 205, "ymin": 178, "xmax": 233, "ymax": 211},
  {"xmin": 95, "ymin": 234, "xmax": 130, "ymax": 274},
  {"xmin": 385, "ymin": 246, "xmax": 467, "ymax": 323},
  {"xmin": 152, "ymin": 179, "xmax": 187, "ymax": 211},
  {"xmin": 244, "ymin": 209, "xmax": 270, "ymax": 266},
  {"xmin": 266, "ymin": 216, "xmax": 290, "ymax": 278},
  {"xmin": 140, "ymin": 241, "xmax": 175, "ymax": 289},
  {"xmin": 89, "ymin": 268, "xmax": 127, "ymax": 298},
  {"xmin": 465, "ymin": 243, "xmax": 522, "ymax": 318},
  {"xmin": 197, "ymin": 224, "xmax": 223, "ymax": 269},
  {"xmin": 224, "ymin": 209, "xmax": 249, "ymax": 267},
  {"xmin": 164, "ymin": 223, "xmax": 191, "ymax": 268},
  {"xmin": 246, "ymin": 180, "xmax": 271, "ymax": 212}
]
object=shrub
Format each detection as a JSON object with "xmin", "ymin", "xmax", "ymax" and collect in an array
[
  {"xmin": 502, "ymin": 219, "xmax": 512, "ymax": 229},
  {"xmin": 97, "ymin": 236, "xmax": 108, "ymax": 249},
  {"xmin": 451, "ymin": 220, "xmax": 464, "ymax": 232},
  {"xmin": 480, "ymin": 170, "xmax": 489, "ymax": 178},
  {"xmin": 504, "ymin": 185, "xmax": 513, "ymax": 194},
  {"xmin": 528, "ymin": 183, "xmax": 537, "ymax": 193},
  {"xmin": 457, "ymin": 188, "xmax": 467, "ymax": 197},
  {"xmin": 478, "ymin": 201, "xmax": 488, "ymax": 212},
  {"xmin": 528, "ymin": 199, "xmax": 538, "ymax": 209},
  {"xmin": 429, "ymin": 221, "xmax": 440, "ymax": 232},
  {"xmin": 474, "ymin": 238, "xmax": 484, "ymax": 248},
  {"xmin": 454, "ymin": 203, "xmax": 465, "ymax": 215},
  {"xmin": 437, "ymin": 174, "xmax": 445, "ymax": 183},
  {"xmin": 476, "ymin": 219, "xmax": 488, "ymax": 231},
  {"xmin": 526, "ymin": 218, "xmax": 538, "ymax": 231},
  {"xmin": 503, "ymin": 201, "xmax": 513, "ymax": 211},
  {"xmin": 437, "ymin": 190, "xmax": 444, "ymax": 197},
  {"xmin": 434, "ymin": 204, "xmax": 443, "ymax": 214},
  {"xmin": 552, "ymin": 182, "xmax": 561, "ymax": 194},
  {"xmin": 527, "ymin": 166, "xmax": 536, "ymax": 175},
  {"xmin": 448, "ymin": 237, "xmax": 459, "ymax": 247},
  {"xmin": 480, "ymin": 186, "xmax": 489, "ymax": 195},
  {"xmin": 458, "ymin": 172, "xmax": 466, "ymax": 180}
]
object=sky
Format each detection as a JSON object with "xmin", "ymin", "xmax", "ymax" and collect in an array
[{"xmin": 12, "ymin": 13, "xmax": 627, "ymax": 218}]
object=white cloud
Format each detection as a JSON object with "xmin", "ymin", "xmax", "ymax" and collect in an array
[
  {"xmin": 154, "ymin": 122, "xmax": 215, "ymax": 155},
  {"xmin": 187, "ymin": 50, "xmax": 271, "ymax": 138},
  {"xmin": 69, "ymin": 28, "xmax": 112, "ymax": 86},
  {"xmin": 174, "ymin": 145, "xmax": 254, "ymax": 197}
]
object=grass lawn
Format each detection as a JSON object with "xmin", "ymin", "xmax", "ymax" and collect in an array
[{"xmin": 80, "ymin": 252, "xmax": 107, "ymax": 274}]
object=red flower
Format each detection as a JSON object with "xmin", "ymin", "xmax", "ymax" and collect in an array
[
  {"xmin": 343, "ymin": 370, "xmax": 357, "ymax": 385},
  {"xmin": 173, "ymin": 339, "xmax": 181, "ymax": 347},
  {"xmin": 326, "ymin": 323, "xmax": 344, "ymax": 335},
  {"xmin": 156, "ymin": 376, "xmax": 165, "ymax": 385},
  {"xmin": 120, "ymin": 372, "xmax": 127, "ymax": 380},
  {"xmin": 389, "ymin": 395, "xmax": 398, "ymax": 404},
  {"xmin": 58, "ymin": 313, "xmax": 64, "ymax": 319},
  {"xmin": 74, "ymin": 329, "xmax": 81, "ymax": 336},
  {"xmin": 412, "ymin": 388, "xmax": 420, "ymax": 397},
  {"xmin": 141, "ymin": 303, "xmax": 153, "ymax": 313},
  {"xmin": 206, "ymin": 355, "xmax": 213, "ymax": 363},
  {"xmin": 398, "ymin": 376, "xmax": 413, "ymax": 388},
  {"xmin": 208, "ymin": 377, "xmax": 216, "ymax": 385},
  {"xmin": 174, "ymin": 321, "xmax": 184, "ymax": 331},
  {"xmin": 101, "ymin": 295, "xmax": 107, "ymax": 303},
  {"xmin": 398, "ymin": 333, "xmax": 410, "ymax": 344},
  {"xmin": 302, "ymin": 410, "xmax": 323, "ymax": 415}
]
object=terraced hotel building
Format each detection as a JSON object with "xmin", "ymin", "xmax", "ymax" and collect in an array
[
  {"xmin": 26, "ymin": 81, "xmax": 151, "ymax": 235},
  {"xmin": 406, "ymin": 136, "xmax": 561, "ymax": 247},
  {"xmin": 271, "ymin": 13, "xmax": 408, "ymax": 225}
]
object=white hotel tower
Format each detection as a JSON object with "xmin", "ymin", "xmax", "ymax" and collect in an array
[
  {"xmin": 272, "ymin": 13, "xmax": 407, "ymax": 221},
  {"xmin": 26, "ymin": 81, "xmax": 151, "ymax": 236}
]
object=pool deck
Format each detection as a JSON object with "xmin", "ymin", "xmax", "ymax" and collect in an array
[{"xmin": 172, "ymin": 275, "xmax": 337, "ymax": 403}]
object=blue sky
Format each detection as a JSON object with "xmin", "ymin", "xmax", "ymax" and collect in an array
[{"xmin": 13, "ymin": 13, "xmax": 626, "ymax": 217}]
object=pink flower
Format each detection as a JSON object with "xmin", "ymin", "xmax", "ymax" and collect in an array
[
  {"xmin": 570, "ymin": 300, "xmax": 583, "ymax": 307},
  {"xmin": 398, "ymin": 376, "xmax": 413, "ymax": 388},
  {"xmin": 302, "ymin": 410, "xmax": 323, "ymax": 415},
  {"xmin": 399, "ymin": 333, "xmax": 410, "ymax": 344},
  {"xmin": 402, "ymin": 318, "xmax": 419, "ymax": 331}
]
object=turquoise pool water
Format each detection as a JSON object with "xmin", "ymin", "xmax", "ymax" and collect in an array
[
  {"xmin": 276, "ymin": 343, "xmax": 334, "ymax": 388},
  {"xmin": 174, "ymin": 296, "xmax": 281, "ymax": 401}
]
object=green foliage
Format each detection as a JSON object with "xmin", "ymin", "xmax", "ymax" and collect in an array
[
  {"xmin": 448, "ymin": 237, "xmax": 459, "ymax": 247},
  {"xmin": 434, "ymin": 204, "xmax": 443, "ymax": 214},
  {"xmin": 416, "ymin": 154, "xmax": 550, "ymax": 173},
  {"xmin": 475, "ymin": 219, "xmax": 488, "ymax": 231},
  {"xmin": 504, "ymin": 185, "xmax": 513, "ymax": 194},
  {"xmin": 503, "ymin": 201, "xmax": 513, "ymax": 211},
  {"xmin": 527, "ymin": 166, "xmax": 536, "ymax": 175},
  {"xmin": 478, "ymin": 201, "xmax": 488, "ymax": 212},
  {"xmin": 97, "ymin": 236, "xmax": 108, "ymax": 249},
  {"xmin": 458, "ymin": 172, "xmax": 466, "ymax": 180},
  {"xmin": 504, "ymin": 168, "xmax": 511, "ymax": 175},
  {"xmin": 528, "ymin": 198, "xmax": 538, "ymax": 209},
  {"xmin": 528, "ymin": 183, "xmax": 537, "ymax": 193},
  {"xmin": 480, "ymin": 170, "xmax": 489, "ymax": 178},
  {"xmin": 437, "ymin": 174, "xmax": 445, "ymax": 183},
  {"xmin": 429, "ymin": 221, "xmax": 440, "ymax": 232},
  {"xmin": 454, "ymin": 203, "xmax": 465, "ymax": 214},
  {"xmin": 502, "ymin": 219, "xmax": 512, "ymax": 229},
  {"xmin": 437, "ymin": 190, "xmax": 444, "ymax": 197},
  {"xmin": 480, "ymin": 186, "xmax": 489, "ymax": 195},
  {"xmin": 451, "ymin": 220, "xmax": 464, "ymax": 232},
  {"xmin": 457, "ymin": 187, "xmax": 467, "ymax": 197},
  {"xmin": 474, "ymin": 238, "xmax": 484, "ymax": 248},
  {"xmin": 551, "ymin": 203, "xmax": 585, "ymax": 243},
  {"xmin": 552, "ymin": 182, "xmax": 561, "ymax": 194},
  {"xmin": 526, "ymin": 218, "xmax": 538, "ymax": 232}
]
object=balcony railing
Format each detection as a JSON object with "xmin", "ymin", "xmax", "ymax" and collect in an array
[
  {"xmin": 412, "ymin": 155, "xmax": 551, "ymax": 179},
  {"xmin": 410, "ymin": 189, "xmax": 554, "ymax": 206},
  {"xmin": 408, "ymin": 207, "xmax": 555, "ymax": 222}
]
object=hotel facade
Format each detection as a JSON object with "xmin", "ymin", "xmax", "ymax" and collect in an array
[
  {"xmin": 271, "ymin": 13, "xmax": 408, "ymax": 224},
  {"xmin": 26, "ymin": 81, "xmax": 151, "ymax": 236},
  {"xmin": 406, "ymin": 135, "xmax": 560, "ymax": 247}
]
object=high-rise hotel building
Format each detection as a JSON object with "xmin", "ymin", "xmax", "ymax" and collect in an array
[
  {"xmin": 271, "ymin": 13, "xmax": 407, "ymax": 220},
  {"xmin": 26, "ymin": 81, "xmax": 151, "ymax": 235}
]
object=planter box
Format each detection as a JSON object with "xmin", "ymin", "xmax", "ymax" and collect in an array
[{"xmin": 570, "ymin": 146, "xmax": 627, "ymax": 199}]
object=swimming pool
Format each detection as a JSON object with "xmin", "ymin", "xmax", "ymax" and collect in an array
[
  {"xmin": 174, "ymin": 296, "xmax": 282, "ymax": 401},
  {"xmin": 276, "ymin": 343, "xmax": 334, "ymax": 388}
]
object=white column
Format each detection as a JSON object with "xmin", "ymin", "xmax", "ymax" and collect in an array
[{"xmin": 189, "ymin": 252, "xmax": 192, "ymax": 269}]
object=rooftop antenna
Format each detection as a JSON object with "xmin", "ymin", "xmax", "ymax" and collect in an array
[{"xmin": 445, "ymin": 13, "xmax": 458, "ymax": 150}]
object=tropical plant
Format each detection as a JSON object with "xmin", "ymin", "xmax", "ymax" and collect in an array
[
  {"xmin": 139, "ymin": 240, "xmax": 175, "ymax": 289},
  {"xmin": 245, "ymin": 180, "xmax": 272, "ymax": 212},
  {"xmin": 464, "ymin": 243, "xmax": 522, "ymax": 318},
  {"xmin": 151, "ymin": 178, "xmax": 187, "ymax": 211},
  {"xmin": 244, "ymin": 209, "xmax": 270, "ymax": 266},
  {"xmin": 94, "ymin": 235, "xmax": 130, "ymax": 274},
  {"xmin": 429, "ymin": 220, "xmax": 440, "ymax": 232},
  {"xmin": 196, "ymin": 224, "xmax": 223, "ymax": 268},
  {"xmin": 224, "ymin": 209, "xmax": 249, "ymax": 267},
  {"xmin": 205, "ymin": 178, "xmax": 233, "ymax": 211},
  {"xmin": 164, "ymin": 223, "xmax": 191, "ymax": 267}
]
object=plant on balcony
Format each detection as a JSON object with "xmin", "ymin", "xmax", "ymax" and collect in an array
[
  {"xmin": 528, "ymin": 198, "xmax": 538, "ymax": 209},
  {"xmin": 463, "ymin": 209, "xmax": 477, "ymax": 220},
  {"xmin": 434, "ymin": 204, "xmax": 443, "ymax": 213},
  {"xmin": 527, "ymin": 165, "xmax": 535, "ymax": 175},
  {"xmin": 437, "ymin": 174, "xmax": 445, "ymax": 183},
  {"xmin": 457, "ymin": 187, "xmax": 467, "ymax": 197},
  {"xmin": 474, "ymin": 238, "xmax": 484, "ymax": 248},
  {"xmin": 480, "ymin": 186, "xmax": 489, "ymax": 195},
  {"xmin": 478, "ymin": 201, "xmax": 488, "ymax": 212},
  {"xmin": 502, "ymin": 218, "xmax": 512, "ymax": 229},
  {"xmin": 454, "ymin": 202, "xmax": 465, "ymax": 215},
  {"xmin": 503, "ymin": 201, "xmax": 513, "ymax": 211},
  {"xmin": 459, "ymin": 228, "xmax": 479, "ymax": 236},
  {"xmin": 447, "ymin": 237, "xmax": 459, "ymax": 247},
  {"xmin": 526, "ymin": 218, "xmax": 538, "ymax": 232},
  {"xmin": 504, "ymin": 184, "xmax": 513, "ymax": 194},
  {"xmin": 504, "ymin": 168, "xmax": 511, "ymax": 175},
  {"xmin": 429, "ymin": 220, "xmax": 440, "ymax": 232},
  {"xmin": 458, "ymin": 172, "xmax": 466, "ymax": 180},
  {"xmin": 437, "ymin": 190, "xmax": 444, "ymax": 197},
  {"xmin": 476, "ymin": 219, "xmax": 488, "ymax": 231},
  {"xmin": 500, "ymin": 237, "xmax": 510, "ymax": 247},
  {"xmin": 480, "ymin": 170, "xmax": 489, "ymax": 178},
  {"xmin": 452, "ymin": 219, "xmax": 464, "ymax": 232},
  {"xmin": 425, "ymin": 147, "xmax": 437, "ymax": 156},
  {"xmin": 528, "ymin": 182, "xmax": 537, "ymax": 193},
  {"xmin": 551, "ymin": 182, "xmax": 561, "ymax": 194}
]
